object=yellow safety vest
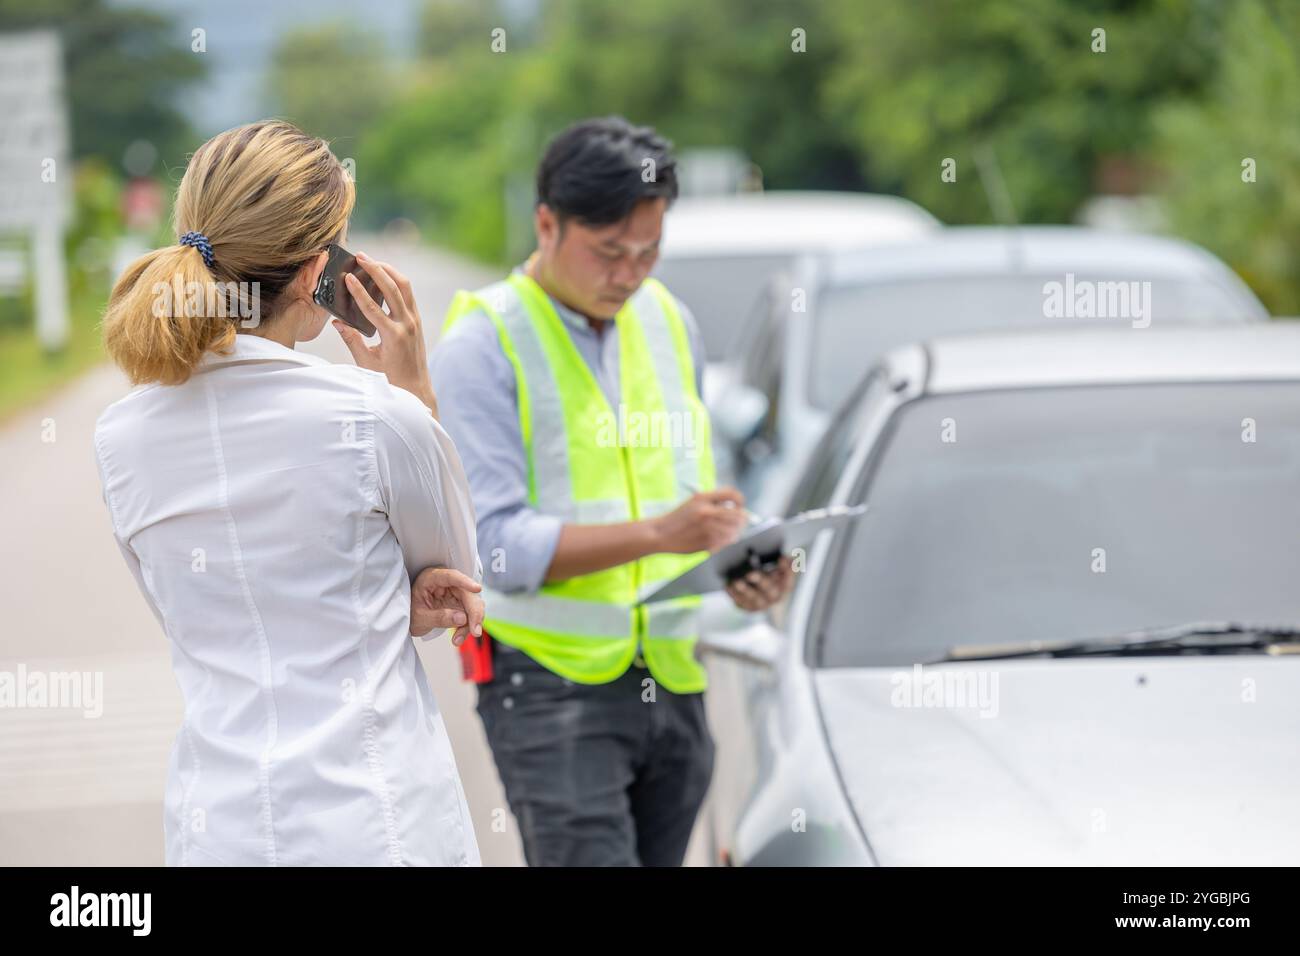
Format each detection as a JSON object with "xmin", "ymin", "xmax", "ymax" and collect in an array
[{"xmin": 442, "ymin": 273, "xmax": 716, "ymax": 693}]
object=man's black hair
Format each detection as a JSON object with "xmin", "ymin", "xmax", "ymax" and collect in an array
[{"xmin": 536, "ymin": 116, "xmax": 678, "ymax": 227}]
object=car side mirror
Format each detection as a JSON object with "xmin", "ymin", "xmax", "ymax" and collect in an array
[{"xmin": 711, "ymin": 383, "xmax": 769, "ymax": 450}]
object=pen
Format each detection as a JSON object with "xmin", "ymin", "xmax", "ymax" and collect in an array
[{"xmin": 681, "ymin": 481, "xmax": 763, "ymax": 525}]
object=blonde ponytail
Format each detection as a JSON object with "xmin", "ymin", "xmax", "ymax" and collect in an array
[
  {"xmin": 102, "ymin": 120, "xmax": 355, "ymax": 386},
  {"xmin": 103, "ymin": 243, "xmax": 238, "ymax": 386}
]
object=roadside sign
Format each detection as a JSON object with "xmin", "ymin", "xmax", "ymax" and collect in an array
[{"xmin": 0, "ymin": 30, "xmax": 71, "ymax": 350}]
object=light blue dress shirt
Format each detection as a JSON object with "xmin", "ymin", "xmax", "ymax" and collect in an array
[{"xmin": 429, "ymin": 268, "xmax": 707, "ymax": 595}]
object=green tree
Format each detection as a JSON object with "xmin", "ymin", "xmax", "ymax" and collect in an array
[
  {"xmin": 1155, "ymin": 0, "xmax": 1300, "ymax": 313},
  {"xmin": 353, "ymin": 0, "xmax": 524, "ymax": 260},
  {"xmin": 532, "ymin": 0, "xmax": 863, "ymax": 191},
  {"xmin": 356, "ymin": 0, "xmax": 869, "ymax": 263},
  {"xmin": 264, "ymin": 22, "xmax": 392, "ymax": 160},
  {"xmin": 821, "ymin": 0, "xmax": 1225, "ymax": 223}
]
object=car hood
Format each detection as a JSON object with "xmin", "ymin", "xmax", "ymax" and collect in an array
[{"xmin": 812, "ymin": 656, "xmax": 1300, "ymax": 865}]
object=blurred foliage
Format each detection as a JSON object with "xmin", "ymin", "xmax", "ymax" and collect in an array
[
  {"xmin": 65, "ymin": 159, "xmax": 126, "ymax": 300},
  {"xmin": 264, "ymin": 23, "xmax": 393, "ymax": 162},
  {"xmin": 821, "ymin": 0, "xmax": 1226, "ymax": 224},
  {"xmin": 352, "ymin": 0, "xmax": 867, "ymax": 263},
  {"xmin": 0, "ymin": 159, "xmax": 124, "ymax": 332},
  {"xmin": 1154, "ymin": 0, "xmax": 1300, "ymax": 314},
  {"xmin": 6, "ymin": 0, "xmax": 1299, "ymax": 321},
  {"xmin": 340, "ymin": 0, "xmax": 1289, "ymax": 294},
  {"xmin": 0, "ymin": 278, "xmax": 106, "ymax": 421},
  {"xmin": 0, "ymin": 0, "xmax": 184, "ymax": 406},
  {"xmin": 354, "ymin": 0, "xmax": 523, "ymax": 260},
  {"xmin": 0, "ymin": 0, "xmax": 205, "ymax": 172},
  {"xmin": 0, "ymin": 162, "xmax": 121, "ymax": 417},
  {"xmin": 530, "ymin": 0, "xmax": 864, "ymax": 191},
  {"xmin": 0, "ymin": 251, "xmax": 32, "ymax": 335}
]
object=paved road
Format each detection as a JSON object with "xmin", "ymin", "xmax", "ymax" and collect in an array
[{"xmin": 0, "ymin": 238, "xmax": 713, "ymax": 867}]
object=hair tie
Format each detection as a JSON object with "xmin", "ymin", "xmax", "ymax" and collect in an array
[{"xmin": 179, "ymin": 231, "xmax": 215, "ymax": 269}]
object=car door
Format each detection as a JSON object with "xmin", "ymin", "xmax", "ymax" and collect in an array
[{"xmin": 700, "ymin": 367, "xmax": 897, "ymax": 862}]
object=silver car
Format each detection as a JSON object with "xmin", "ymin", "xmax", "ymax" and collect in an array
[
  {"xmin": 701, "ymin": 324, "xmax": 1300, "ymax": 865},
  {"xmin": 654, "ymin": 191, "xmax": 940, "ymax": 486},
  {"xmin": 655, "ymin": 190, "xmax": 941, "ymax": 365},
  {"xmin": 718, "ymin": 226, "xmax": 1270, "ymax": 516}
]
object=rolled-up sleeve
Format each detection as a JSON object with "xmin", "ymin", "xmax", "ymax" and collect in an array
[
  {"xmin": 372, "ymin": 381, "xmax": 482, "ymax": 584},
  {"xmin": 429, "ymin": 311, "xmax": 562, "ymax": 593}
]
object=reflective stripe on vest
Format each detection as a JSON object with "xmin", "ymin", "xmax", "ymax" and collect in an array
[{"xmin": 442, "ymin": 274, "xmax": 716, "ymax": 693}]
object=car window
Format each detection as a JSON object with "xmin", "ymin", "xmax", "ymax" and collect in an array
[
  {"xmin": 817, "ymin": 381, "xmax": 1300, "ymax": 668},
  {"xmin": 786, "ymin": 369, "xmax": 889, "ymax": 516}
]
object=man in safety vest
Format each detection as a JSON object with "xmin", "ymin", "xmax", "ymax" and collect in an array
[{"xmin": 431, "ymin": 116, "xmax": 793, "ymax": 866}]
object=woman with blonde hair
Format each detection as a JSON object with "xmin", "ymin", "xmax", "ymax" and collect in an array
[{"xmin": 95, "ymin": 119, "xmax": 484, "ymax": 866}]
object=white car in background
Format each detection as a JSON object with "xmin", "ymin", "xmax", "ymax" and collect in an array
[
  {"xmin": 656, "ymin": 191, "xmax": 941, "ymax": 368},
  {"xmin": 653, "ymin": 191, "xmax": 940, "ymax": 485},
  {"xmin": 718, "ymin": 225, "xmax": 1270, "ymax": 515}
]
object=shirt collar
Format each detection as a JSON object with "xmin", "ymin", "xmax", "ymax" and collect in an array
[
  {"xmin": 197, "ymin": 332, "xmax": 333, "ymax": 370},
  {"xmin": 511, "ymin": 262, "xmax": 609, "ymax": 337}
]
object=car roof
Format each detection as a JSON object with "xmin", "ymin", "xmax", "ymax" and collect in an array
[
  {"xmin": 887, "ymin": 323, "xmax": 1300, "ymax": 395},
  {"xmin": 659, "ymin": 190, "xmax": 940, "ymax": 258},
  {"xmin": 822, "ymin": 225, "xmax": 1246, "ymax": 286}
]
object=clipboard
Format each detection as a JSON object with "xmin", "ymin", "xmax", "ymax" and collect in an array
[{"xmin": 637, "ymin": 504, "xmax": 867, "ymax": 604}]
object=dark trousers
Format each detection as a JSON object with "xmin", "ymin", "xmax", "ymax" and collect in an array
[{"xmin": 475, "ymin": 642, "xmax": 714, "ymax": 866}]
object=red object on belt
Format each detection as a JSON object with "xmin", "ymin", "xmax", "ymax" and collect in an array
[{"xmin": 458, "ymin": 629, "xmax": 494, "ymax": 683}]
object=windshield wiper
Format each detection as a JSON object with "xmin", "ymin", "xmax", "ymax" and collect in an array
[{"xmin": 929, "ymin": 621, "xmax": 1300, "ymax": 664}]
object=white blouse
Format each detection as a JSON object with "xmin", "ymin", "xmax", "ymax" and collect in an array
[{"xmin": 94, "ymin": 333, "xmax": 482, "ymax": 866}]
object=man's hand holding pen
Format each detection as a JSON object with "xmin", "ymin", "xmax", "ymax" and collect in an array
[{"xmin": 652, "ymin": 484, "xmax": 794, "ymax": 613}]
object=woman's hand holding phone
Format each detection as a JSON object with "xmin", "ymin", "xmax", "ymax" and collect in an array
[{"xmin": 333, "ymin": 251, "xmax": 440, "ymax": 417}]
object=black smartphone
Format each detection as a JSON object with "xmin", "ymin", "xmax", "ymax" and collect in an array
[
  {"xmin": 313, "ymin": 242, "xmax": 383, "ymax": 336},
  {"xmin": 722, "ymin": 545, "xmax": 784, "ymax": 585}
]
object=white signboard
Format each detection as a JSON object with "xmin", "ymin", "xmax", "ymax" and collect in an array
[{"xmin": 0, "ymin": 30, "xmax": 70, "ymax": 349}]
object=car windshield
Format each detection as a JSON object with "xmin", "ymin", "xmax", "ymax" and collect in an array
[
  {"xmin": 653, "ymin": 253, "xmax": 791, "ymax": 359},
  {"xmin": 810, "ymin": 275, "xmax": 1253, "ymax": 411},
  {"xmin": 817, "ymin": 382, "xmax": 1300, "ymax": 668}
]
